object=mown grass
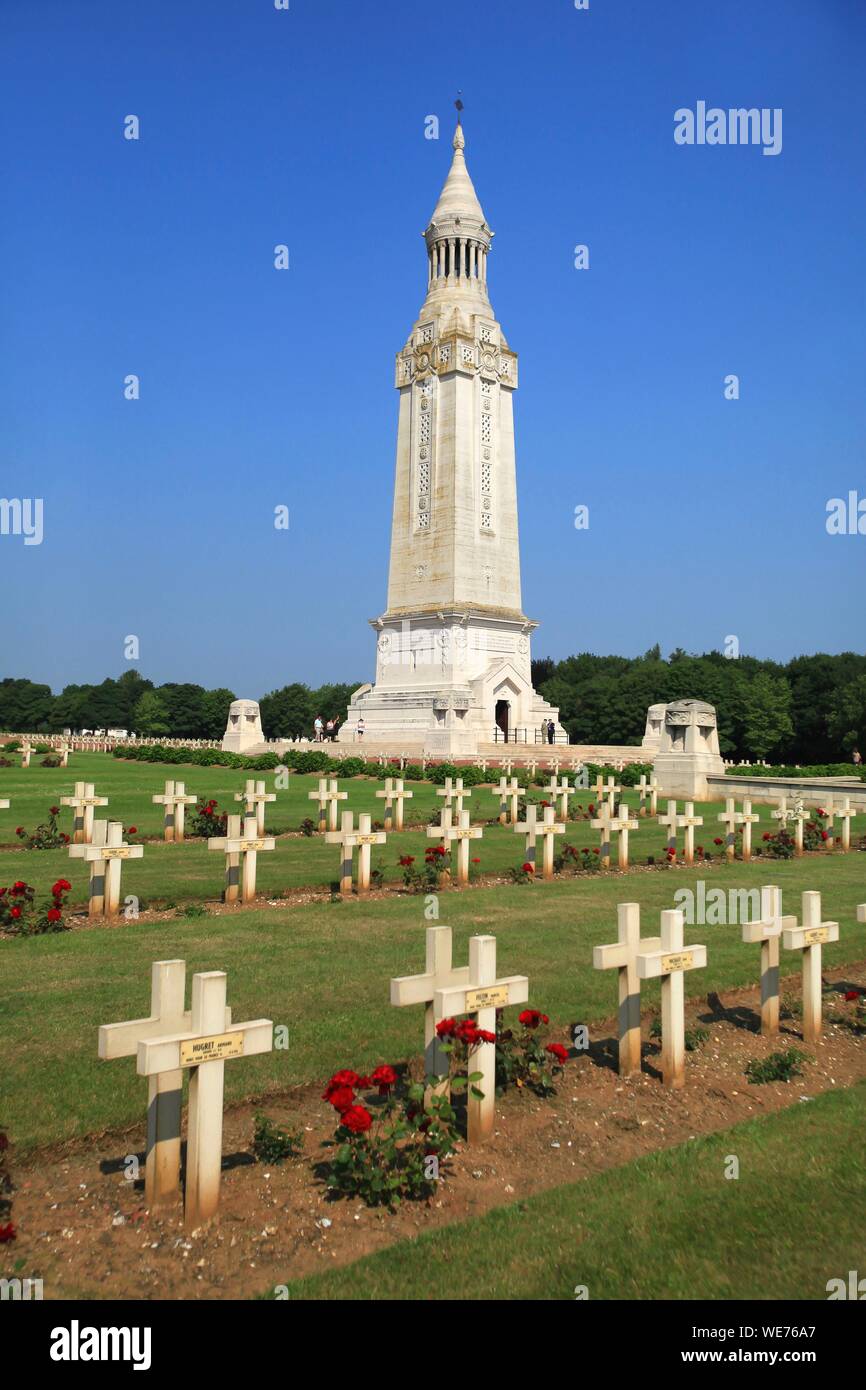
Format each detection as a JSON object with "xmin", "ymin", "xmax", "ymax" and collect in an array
[
  {"xmin": 274, "ymin": 1080, "xmax": 866, "ymax": 1301},
  {"xmin": 2, "ymin": 754, "xmax": 864, "ymax": 906},
  {"xmin": 2, "ymin": 849, "xmax": 864, "ymax": 1152}
]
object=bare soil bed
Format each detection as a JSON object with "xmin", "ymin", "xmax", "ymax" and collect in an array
[{"xmin": 6, "ymin": 965, "xmax": 866, "ymax": 1300}]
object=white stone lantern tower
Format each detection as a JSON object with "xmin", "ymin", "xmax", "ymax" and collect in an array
[{"xmin": 339, "ymin": 119, "xmax": 563, "ymax": 754}]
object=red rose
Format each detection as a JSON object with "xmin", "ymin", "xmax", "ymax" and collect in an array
[
  {"xmin": 324, "ymin": 1085, "xmax": 355, "ymax": 1113},
  {"xmin": 11, "ymin": 882, "xmax": 27, "ymax": 894},
  {"xmin": 844, "ymin": 990, "xmax": 861, "ymax": 1002},
  {"xmin": 62, "ymin": 833, "xmax": 70, "ymax": 843},
  {"xmin": 15, "ymin": 827, "xmax": 24, "ymax": 835},
  {"xmin": 340, "ymin": 1105, "xmax": 372, "ymax": 1134},
  {"xmin": 46, "ymin": 908, "xmax": 62, "ymax": 922},
  {"xmin": 127, "ymin": 826, "xmax": 137, "ymax": 835},
  {"xmin": 328, "ymin": 1069, "xmax": 360, "ymax": 1088},
  {"xmin": 522, "ymin": 862, "xmax": 534, "ymax": 873},
  {"xmin": 821, "ymin": 831, "xmax": 828, "ymax": 841},
  {"xmin": 49, "ymin": 806, "xmax": 60, "ymax": 816},
  {"xmin": 51, "ymin": 879, "xmax": 71, "ymax": 896},
  {"xmin": 436, "ymin": 1018, "xmax": 457, "ymax": 1038},
  {"xmin": 519, "ymin": 1009, "xmax": 548, "ymax": 1029},
  {"xmin": 593, "ymin": 847, "xmax": 600, "ymax": 854},
  {"xmin": 471, "ymin": 857, "xmax": 480, "ymax": 863},
  {"xmin": 474, "ymin": 1029, "xmax": 496, "ymax": 1044},
  {"xmin": 398, "ymin": 855, "xmax": 415, "ymax": 866},
  {"xmin": 546, "ymin": 1043, "xmax": 569, "ymax": 1063},
  {"xmin": 371, "ymin": 1064, "xmax": 397, "ymax": 1093},
  {"xmin": 713, "ymin": 838, "xmax": 723, "ymax": 846},
  {"xmin": 0, "ymin": 1222, "xmax": 16, "ymax": 1243},
  {"xmin": 10, "ymin": 907, "xmax": 21, "ymax": 919}
]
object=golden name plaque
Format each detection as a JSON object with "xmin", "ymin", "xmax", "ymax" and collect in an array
[
  {"xmin": 237, "ymin": 839, "xmax": 268, "ymax": 851},
  {"xmin": 803, "ymin": 927, "xmax": 829, "ymax": 945},
  {"xmin": 661, "ymin": 951, "xmax": 694, "ymax": 973},
  {"xmin": 466, "ymin": 985, "xmax": 509, "ymax": 1010},
  {"xmin": 103, "ymin": 847, "xmax": 135, "ymax": 859},
  {"xmin": 354, "ymin": 834, "xmax": 381, "ymax": 844},
  {"xmin": 180, "ymin": 1032, "xmax": 244, "ymax": 1066}
]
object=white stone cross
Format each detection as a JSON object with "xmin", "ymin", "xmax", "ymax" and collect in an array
[
  {"xmin": 608, "ymin": 802, "xmax": 640, "ymax": 870},
  {"xmin": 136, "ymin": 969, "xmax": 272, "ymax": 1228},
  {"xmin": 435, "ymin": 934, "xmax": 529, "ymax": 1144},
  {"xmin": 594, "ymin": 775, "xmax": 621, "ymax": 810},
  {"xmin": 21, "ymin": 742, "xmax": 31, "ymax": 768},
  {"xmin": 83, "ymin": 821, "xmax": 143, "ymax": 916},
  {"xmin": 60, "ymin": 781, "xmax": 108, "ymax": 844},
  {"xmin": 68, "ymin": 817, "xmax": 108, "ymax": 915},
  {"xmin": 514, "ymin": 804, "xmax": 564, "ymax": 878},
  {"xmin": 741, "ymin": 885, "xmax": 797, "ymax": 1035},
  {"xmin": 637, "ymin": 909, "xmax": 707, "ymax": 1088},
  {"xmin": 440, "ymin": 808, "xmax": 483, "ymax": 885},
  {"xmin": 208, "ymin": 814, "xmax": 275, "ymax": 903},
  {"xmin": 59, "ymin": 742, "xmax": 70, "ymax": 767},
  {"xmin": 771, "ymin": 797, "xmax": 794, "ymax": 838},
  {"xmin": 98, "ymin": 959, "xmax": 232, "ymax": 1207},
  {"xmin": 309, "ymin": 776, "xmax": 347, "ymax": 832},
  {"xmin": 782, "ymin": 891, "xmax": 840, "ymax": 1042},
  {"xmin": 0, "ymin": 797, "xmax": 9, "ymax": 812},
  {"xmin": 546, "ymin": 775, "xmax": 573, "ymax": 821},
  {"xmin": 822, "ymin": 797, "xmax": 836, "ymax": 848},
  {"xmin": 676, "ymin": 801, "xmax": 704, "ymax": 865},
  {"xmin": 390, "ymin": 925, "xmax": 470, "ymax": 1102},
  {"xmin": 593, "ymin": 903, "xmax": 661, "ymax": 1075},
  {"xmin": 788, "ymin": 798, "xmax": 809, "ymax": 856},
  {"xmin": 636, "ymin": 774, "xmax": 659, "ymax": 817},
  {"xmin": 591, "ymin": 801, "xmax": 616, "ymax": 869},
  {"xmin": 526, "ymin": 758, "xmax": 538, "ymax": 777},
  {"xmin": 152, "ymin": 779, "xmax": 198, "ymax": 842},
  {"xmin": 735, "ymin": 798, "xmax": 761, "ymax": 862},
  {"xmin": 376, "ymin": 776, "xmax": 413, "ymax": 830},
  {"xmin": 500, "ymin": 757, "xmax": 514, "ymax": 776},
  {"xmin": 234, "ymin": 778, "xmax": 276, "ymax": 836},
  {"xmin": 658, "ymin": 799, "xmax": 680, "ymax": 858},
  {"xmin": 495, "ymin": 775, "xmax": 520, "ymax": 825},
  {"xmin": 835, "ymin": 796, "xmax": 856, "ymax": 852},
  {"xmin": 436, "ymin": 776, "xmax": 471, "ymax": 816},
  {"xmin": 717, "ymin": 797, "xmax": 739, "ymax": 861},
  {"xmin": 427, "ymin": 807, "xmax": 455, "ymax": 884},
  {"xmin": 325, "ymin": 810, "xmax": 386, "ymax": 895}
]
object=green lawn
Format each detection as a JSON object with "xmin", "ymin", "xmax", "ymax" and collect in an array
[
  {"xmin": 3, "ymin": 849, "xmax": 864, "ymax": 1152},
  {"xmin": 2, "ymin": 753, "xmax": 864, "ymax": 907},
  {"xmin": 276, "ymin": 1080, "xmax": 866, "ymax": 1300}
]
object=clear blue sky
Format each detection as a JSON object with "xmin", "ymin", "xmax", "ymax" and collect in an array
[{"xmin": 2, "ymin": 0, "xmax": 864, "ymax": 698}]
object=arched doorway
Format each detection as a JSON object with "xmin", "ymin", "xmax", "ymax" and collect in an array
[{"xmin": 495, "ymin": 699, "xmax": 510, "ymax": 742}]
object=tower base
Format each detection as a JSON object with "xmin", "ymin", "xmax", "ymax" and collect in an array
[{"xmin": 337, "ymin": 608, "xmax": 564, "ymax": 756}]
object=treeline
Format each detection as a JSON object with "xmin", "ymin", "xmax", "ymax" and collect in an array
[
  {"xmin": 3, "ymin": 649, "xmax": 864, "ymax": 761},
  {"xmin": 531, "ymin": 647, "xmax": 866, "ymax": 763},
  {"xmin": 0, "ymin": 672, "xmax": 359, "ymax": 742}
]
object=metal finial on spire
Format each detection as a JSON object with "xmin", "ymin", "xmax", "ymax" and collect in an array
[{"xmin": 455, "ymin": 92, "xmax": 464, "ymax": 121}]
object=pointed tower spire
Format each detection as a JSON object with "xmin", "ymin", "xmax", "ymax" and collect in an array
[{"xmin": 423, "ymin": 117, "xmax": 493, "ymax": 303}]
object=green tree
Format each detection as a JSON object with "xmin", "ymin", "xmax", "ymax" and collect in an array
[
  {"xmin": 132, "ymin": 690, "xmax": 171, "ymax": 737},
  {"xmin": 828, "ymin": 675, "xmax": 866, "ymax": 755},
  {"xmin": 201, "ymin": 688, "xmax": 236, "ymax": 740},
  {"xmin": 259, "ymin": 683, "xmax": 314, "ymax": 739},
  {"xmin": 741, "ymin": 673, "xmax": 794, "ymax": 760}
]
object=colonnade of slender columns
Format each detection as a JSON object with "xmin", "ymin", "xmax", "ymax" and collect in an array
[{"xmin": 428, "ymin": 238, "xmax": 488, "ymax": 285}]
